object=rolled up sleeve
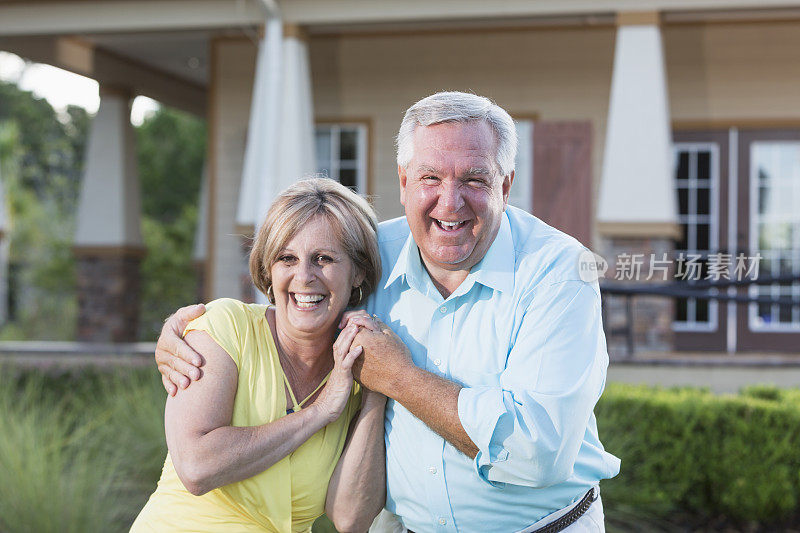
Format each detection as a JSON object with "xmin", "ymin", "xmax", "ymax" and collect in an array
[{"xmin": 457, "ymin": 280, "xmax": 608, "ymax": 487}]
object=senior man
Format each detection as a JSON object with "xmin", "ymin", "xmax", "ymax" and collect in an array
[{"xmin": 157, "ymin": 91, "xmax": 620, "ymax": 532}]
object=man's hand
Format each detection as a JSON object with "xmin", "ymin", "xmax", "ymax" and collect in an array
[
  {"xmin": 345, "ymin": 314, "xmax": 478, "ymax": 457},
  {"xmin": 345, "ymin": 315, "xmax": 414, "ymax": 396},
  {"xmin": 155, "ymin": 304, "xmax": 207, "ymax": 396}
]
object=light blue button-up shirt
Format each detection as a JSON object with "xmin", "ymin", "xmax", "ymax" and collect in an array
[{"xmin": 366, "ymin": 206, "xmax": 620, "ymax": 533}]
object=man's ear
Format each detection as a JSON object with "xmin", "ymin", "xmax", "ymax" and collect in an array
[
  {"xmin": 502, "ymin": 170, "xmax": 514, "ymax": 210},
  {"xmin": 398, "ymin": 165, "xmax": 408, "ymax": 206}
]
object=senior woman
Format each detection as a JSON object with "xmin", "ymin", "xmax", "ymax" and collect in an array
[{"xmin": 132, "ymin": 178, "xmax": 386, "ymax": 533}]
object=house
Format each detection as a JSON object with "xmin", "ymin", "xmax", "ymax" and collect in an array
[{"xmin": 0, "ymin": 0, "xmax": 798, "ymax": 355}]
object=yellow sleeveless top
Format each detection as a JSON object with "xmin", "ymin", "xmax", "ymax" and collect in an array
[{"xmin": 131, "ymin": 298, "xmax": 362, "ymax": 533}]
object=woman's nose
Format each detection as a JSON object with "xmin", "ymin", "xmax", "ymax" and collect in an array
[{"xmin": 295, "ymin": 260, "xmax": 316, "ymax": 283}]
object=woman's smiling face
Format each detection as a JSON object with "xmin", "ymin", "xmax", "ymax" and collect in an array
[{"xmin": 270, "ymin": 215, "xmax": 363, "ymax": 340}]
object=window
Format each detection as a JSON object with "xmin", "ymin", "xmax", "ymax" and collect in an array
[
  {"xmin": 315, "ymin": 124, "xmax": 368, "ymax": 193},
  {"xmin": 508, "ymin": 119, "xmax": 533, "ymax": 212},
  {"xmin": 673, "ymin": 143, "xmax": 720, "ymax": 331},
  {"xmin": 748, "ymin": 142, "xmax": 800, "ymax": 331}
]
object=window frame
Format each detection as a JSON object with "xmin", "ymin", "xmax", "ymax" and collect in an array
[
  {"xmin": 672, "ymin": 142, "xmax": 721, "ymax": 333},
  {"xmin": 747, "ymin": 140, "xmax": 800, "ymax": 332},
  {"xmin": 314, "ymin": 121, "xmax": 370, "ymax": 195}
]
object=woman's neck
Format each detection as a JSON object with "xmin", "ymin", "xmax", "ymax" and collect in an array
[{"xmin": 267, "ymin": 308, "xmax": 336, "ymax": 380}]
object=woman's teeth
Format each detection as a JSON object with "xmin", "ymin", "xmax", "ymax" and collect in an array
[{"xmin": 294, "ymin": 294, "xmax": 324, "ymax": 308}]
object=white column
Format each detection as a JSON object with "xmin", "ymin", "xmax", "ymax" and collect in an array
[
  {"xmin": 597, "ymin": 12, "xmax": 678, "ymax": 237},
  {"xmin": 73, "ymin": 86, "xmax": 144, "ymax": 341},
  {"xmin": 75, "ymin": 88, "xmax": 143, "ymax": 249},
  {"xmin": 0, "ymin": 166, "xmax": 8, "ymax": 325},
  {"xmin": 236, "ymin": 20, "xmax": 316, "ymax": 304},
  {"xmin": 237, "ymin": 20, "xmax": 316, "ymax": 231},
  {"xmin": 193, "ymin": 164, "xmax": 209, "ymax": 301},
  {"xmin": 193, "ymin": 164, "xmax": 209, "ymax": 265}
]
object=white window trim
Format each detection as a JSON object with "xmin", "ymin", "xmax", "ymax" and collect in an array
[
  {"xmin": 748, "ymin": 141, "xmax": 800, "ymax": 332},
  {"xmin": 509, "ymin": 119, "xmax": 534, "ymax": 213},
  {"xmin": 315, "ymin": 123, "xmax": 368, "ymax": 194},
  {"xmin": 672, "ymin": 142, "xmax": 720, "ymax": 333}
]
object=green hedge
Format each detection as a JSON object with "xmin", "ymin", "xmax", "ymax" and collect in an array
[{"xmin": 597, "ymin": 383, "xmax": 800, "ymax": 528}]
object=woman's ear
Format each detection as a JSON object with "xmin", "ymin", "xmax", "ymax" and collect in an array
[{"xmin": 353, "ymin": 269, "xmax": 366, "ymax": 288}]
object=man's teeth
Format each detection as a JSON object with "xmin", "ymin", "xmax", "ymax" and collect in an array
[
  {"xmin": 437, "ymin": 219, "xmax": 465, "ymax": 230},
  {"xmin": 295, "ymin": 294, "xmax": 324, "ymax": 306}
]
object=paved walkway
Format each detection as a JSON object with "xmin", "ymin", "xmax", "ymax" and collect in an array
[{"xmin": 2, "ymin": 342, "xmax": 799, "ymax": 393}]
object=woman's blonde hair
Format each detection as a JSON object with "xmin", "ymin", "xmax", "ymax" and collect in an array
[{"xmin": 249, "ymin": 178, "xmax": 380, "ymax": 307}]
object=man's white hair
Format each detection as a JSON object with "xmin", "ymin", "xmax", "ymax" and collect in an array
[{"xmin": 396, "ymin": 91, "xmax": 518, "ymax": 176}]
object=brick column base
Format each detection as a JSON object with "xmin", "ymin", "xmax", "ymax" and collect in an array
[
  {"xmin": 74, "ymin": 247, "xmax": 145, "ymax": 342},
  {"xmin": 599, "ymin": 237, "xmax": 675, "ymax": 358}
]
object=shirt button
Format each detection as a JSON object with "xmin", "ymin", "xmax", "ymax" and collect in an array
[
  {"xmin": 433, "ymin": 359, "xmax": 442, "ymax": 366},
  {"xmin": 439, "ymin": 518, "xmax": 447, "ymax": 525},
  {"xmin": 439, "ymin": 306, "xmax": 447, "ymax": 314},
  {"xmin": 429, "ymin": 466, "xmax": 437, "ymax": 474}
]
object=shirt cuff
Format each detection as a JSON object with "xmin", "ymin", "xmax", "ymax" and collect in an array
[{"xmin": 457, "ymin": 386, "xmax": 510, "ymax": 485}]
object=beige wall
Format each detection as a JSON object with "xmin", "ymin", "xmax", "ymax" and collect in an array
[
  {"xmin": 309, "ymin": 19, "xmax": 800, "ymax": 224},
  {"xmin": 208, "ymin": 38, "xmax": 257, "ymax": 299},
  {"xmin": 665, "ymin": 20, "xmax": 800, "ymax": 123},
  {"xmin": 309, "ymin": 27, "xmax": 616, "ymax": 221}
]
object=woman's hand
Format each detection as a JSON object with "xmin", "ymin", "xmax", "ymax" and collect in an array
[{"xmin": 312, "ymin": 323, "xmax": 365, "ymax": 424}]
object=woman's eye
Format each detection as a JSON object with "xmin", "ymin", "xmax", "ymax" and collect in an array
[
  {"xmin": 278, "ymin": 255, "xmax": 295, "ymax": 263},
  {"xmin": 316, "ymin": 255, "xmax": 334, "ymax": 264}
]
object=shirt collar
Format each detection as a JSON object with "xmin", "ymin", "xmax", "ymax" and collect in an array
[
  {"xmin": 468, "ymin": 212, "xmax": 515, "ymax": 294},
  {"xmin": 385, "ymin": 233, "xmax": 423, "ymax": 291},
  {"xmin": 385, "ymin": 212, "xmax": 515, "ymax": 295}
]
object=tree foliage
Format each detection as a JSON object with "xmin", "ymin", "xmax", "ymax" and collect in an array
[
  {"xmin": 136, "ymin": 107, "xmax": 206, "ymax": 340},
  {"xmin": 136, "ymin": 107, "xmax": 205, "ymax": 223},
  {"xmin": 0, "ymin": 77, "xmax": 206, "ymax": 341},
  {"xmin": 0, "ymin": 82, "xmax": 87, "ymax": 339}
]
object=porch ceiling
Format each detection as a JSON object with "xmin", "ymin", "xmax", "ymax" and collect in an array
[
  {"xmin": 0, "ymin": 0, "xmax": 263, "ymax": 116},
  {"xmin": 0, "ymin": 30, "xmax": 217, "ymax": 116},
  {"xmin": 86, "ymin": 32, "xmax": 211, "ymax": 87}
]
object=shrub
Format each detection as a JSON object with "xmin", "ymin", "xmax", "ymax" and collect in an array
[
  {"xmin": 0, "ymin": 367, "xmax": 167, "ymax": 532},
  {"xmin": 597, "ymin": 383, "xmax": 800, "ymax": 528},
  {"xmin": 0, "ymin": 371, "xmax": 123, "ymax": 532}
]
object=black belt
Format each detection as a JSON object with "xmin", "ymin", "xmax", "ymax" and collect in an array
[
  {"xmin": 530, "ymin": 487, "xmax": 597, "ymax": 533},
  {"xmin": 406, "ymin": 488, "xmax": 597, "ymax": 533}
]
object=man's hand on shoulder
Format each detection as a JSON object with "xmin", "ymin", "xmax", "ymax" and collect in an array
[{"xmin": 155, "ymin": 304, "xmax": 207, "ymax": 396}]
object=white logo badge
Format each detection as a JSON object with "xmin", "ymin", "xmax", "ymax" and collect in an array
[{"xmin": 578, "ymin": 250, "xmax": 609, "ymax": 282}]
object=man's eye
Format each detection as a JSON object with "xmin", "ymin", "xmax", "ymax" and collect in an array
[{"xmin": 422, "ymin": 175, "xmax": 439, "ymax": 182}]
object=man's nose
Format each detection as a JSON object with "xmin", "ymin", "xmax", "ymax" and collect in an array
[{"xmin": 439, "ymin": 181, "xmax": 465, "ymax": 211}]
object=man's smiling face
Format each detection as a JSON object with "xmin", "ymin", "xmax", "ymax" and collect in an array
[{"xmin": 399, "ymin": 120, "xmax": 513, "ymax": 279}]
